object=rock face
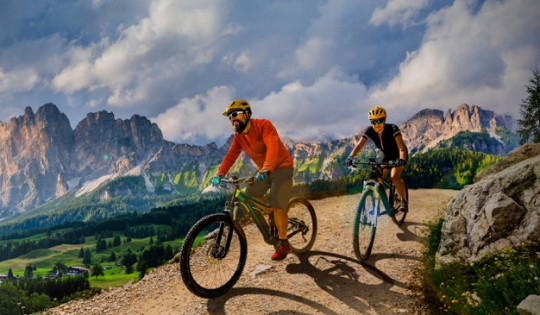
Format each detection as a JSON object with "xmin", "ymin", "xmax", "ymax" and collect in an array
[
  {"xmin": 436, "ymin": 145, "xmax": 540, "ymax": 265},
  {"xmin": 0, "ymin": 104, "xmax": 74, "ymax": 214},
  {"xmin": 0, "ymin": 104, "xmax": 226, "ymax": 217},
  {"xmin": 400, "ymin": 103, "xmax": 516, "ymax": 154}
]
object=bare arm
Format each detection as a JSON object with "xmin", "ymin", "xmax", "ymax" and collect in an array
[
  {"xmin": 395, "ymin": 135, "xmax": 408, "ymax": 160},
  {"xmin": 349, "ymin": 137, "xmax": 367, "ymax": 157}
]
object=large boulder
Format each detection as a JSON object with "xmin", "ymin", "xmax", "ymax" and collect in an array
[{"xmin": 436, "ymin": 147, "xmax": 540, "ymax": 265}]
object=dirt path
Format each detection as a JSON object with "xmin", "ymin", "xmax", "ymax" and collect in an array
[{"xmin": 47, "ymin": 189, "xmax": 456, "ymax": 315}]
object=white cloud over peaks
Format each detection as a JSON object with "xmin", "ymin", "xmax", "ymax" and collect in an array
[
  {"xmin": 0, "ymin": 68, "xmax": 39, "ymax": 93},
  {"xmin": 256, "ymin": 68, "xmax": 369, "ymax": 141},
  {"xmin": 151, "ymin": 85, "xmax": 235, "ymax": 144},
  {"xmin": 369, "ymin": 0, "xmax": 540, "ymax": 122},
  {"xmin": 369, "ymin": 0, "xmax": 429, "ymax": 27},
  {"xmin": 53, "ymin": 0, "xmax": 226, "ymax": 107}
]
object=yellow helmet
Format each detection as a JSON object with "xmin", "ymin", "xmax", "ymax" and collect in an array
[
  {"xmin": 222, "ymin": 100, "xmax": 251, "ymax": 116},
  {"xmin": 368, "ymin": 106, "xmax": 386, "ymax": 120}
]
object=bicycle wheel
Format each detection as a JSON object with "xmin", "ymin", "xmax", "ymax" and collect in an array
[
  {"xmin": 390, "ymin": 181, "xmax": 408, "ymax": 225},
  {"xmin": 179, "ymin": 213, "xmax": 247, "ymax": 298},
  {"xmin": 286, "ymin": 197, "xmax": 317, "ymax": 254},
  {"xmin": 353, "ymin": 189, "xmax": 378, "ymax": 261}
]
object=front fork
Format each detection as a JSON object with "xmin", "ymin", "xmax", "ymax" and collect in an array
[
  {"xmin": 364, "ymin": 180, "xmax": 391, "ymax": 216},
  {"xmin": 210, "ymin": 210, "xmax": 240, "ymax": 259}
]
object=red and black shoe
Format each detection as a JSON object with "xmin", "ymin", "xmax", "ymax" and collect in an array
[{"xmin": 271, "ymin": 239, "xmax": 291, "ymax": 261}]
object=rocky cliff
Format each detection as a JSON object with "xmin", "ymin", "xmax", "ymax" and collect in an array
[
  {"xmin": 400, "ymin": 103, "xmax": 516, "ymax": 154},
  {"xmin": 0, "ymin": 104, "xmax": 74, "ymax": 216},
  {"xmin": 0, "ymin": 104, "xmax": 226, "ymax": 217},
  {"xmin": 436, "ymin": 143, "xmax": 540, "ymax": 265}
]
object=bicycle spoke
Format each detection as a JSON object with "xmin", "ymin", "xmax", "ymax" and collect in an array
[
  {"xmin": 286, "ymin": 198, "xmax": 317, "ymax": 254},
  {"xmin": 180, "ymin": 214, "xmax": 247, "ymax": 298}
]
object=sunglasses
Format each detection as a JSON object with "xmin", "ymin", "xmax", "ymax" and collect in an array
[
  {"xmin": 370, "ymin": 119, "xmax": 385, "ymax": 125},
  {"xmin": 228, "ymin": 111, "xmax": 244, "ymax": 120}
]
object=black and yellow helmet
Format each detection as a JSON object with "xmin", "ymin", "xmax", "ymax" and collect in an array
[
  {"xmin": 222, "ymin": 100, "xmax": 252, "ymax": 116},
  {"xmin": 368, "ymin": 106, "xmax": 386, "ymax": 120}
]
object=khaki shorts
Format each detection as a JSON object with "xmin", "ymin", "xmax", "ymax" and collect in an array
[{"xmin": 245, "ymin": 168, "xmax": 293, "ymax": 211}]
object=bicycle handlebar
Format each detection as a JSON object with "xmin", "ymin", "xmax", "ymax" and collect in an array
[
  {"xmin": 220, "ymin": 176, "xmax": 255, "ymax": 186},
  {"xmin": 351, "ymin": 159, "xmax": 397, "ymax": 169}
]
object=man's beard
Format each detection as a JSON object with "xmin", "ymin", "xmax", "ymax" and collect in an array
[{"xmin": 233, "ymin": 119, "xmax": 248, "ymax": 133}]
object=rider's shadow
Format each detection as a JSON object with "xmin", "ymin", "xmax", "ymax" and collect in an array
[
  {"xmin": 394, "ymin": 220, "xmax": 431, "ymax": 242},
  {"xmin": 206, "ymin": 286, "xmax": 340, "ymax": 315},
  {"xmin": 285, "ymin": 250, "xmax": 415, "ymax": 314}
]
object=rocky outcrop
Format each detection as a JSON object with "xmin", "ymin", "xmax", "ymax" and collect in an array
[
  {"xmin": 400, "ymin": 103, "xmax": 516, "ymax": 154},
  {"xmin": 436, "ymin": 145, "xmax": 540, "ymax": 265},
  {"xmin": 0, "ymin": 104, "xmax": 225, "ymax": 216},
  {"xmin": 0, "ymin": 104, "xmax": 74, "ymax": 212}
]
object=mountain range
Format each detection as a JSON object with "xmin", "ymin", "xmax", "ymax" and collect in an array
[{"xmin": 0, "ymin": 103, "xmax": 517, "ymax": 220}]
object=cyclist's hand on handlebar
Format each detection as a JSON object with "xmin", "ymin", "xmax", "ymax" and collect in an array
[
  {"xmin": 345, "ymin": 156, "xmax": 354, "ymax": 167},
  {"xmin": 255, "ymin": 169, "xmax": 270, "ymax": 182},
  {"xmin": 395, "ymin": 159, "xmax": 406, "ymax": 167},
  {"xmin": 211, "ymin": 175, "xmax": 223, "ymax": 187}
]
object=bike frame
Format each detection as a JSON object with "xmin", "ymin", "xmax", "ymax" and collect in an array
[
  {"xmin": 355, "ymin": 161, "xmax": 396, "ymax": 218},
  {"xmin": 222, "ymin": 177, "xmax": 277, "ymax": 245}
]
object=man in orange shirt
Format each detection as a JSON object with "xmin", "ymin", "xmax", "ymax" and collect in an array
[{"xmin": 211, "ymin": 100, "xmax": 294, "ymax": 261}]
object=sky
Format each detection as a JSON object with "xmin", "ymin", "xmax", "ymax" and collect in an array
[{"xmin": 0, "ymin": 0, "xmax": 539, "ymax": 146}]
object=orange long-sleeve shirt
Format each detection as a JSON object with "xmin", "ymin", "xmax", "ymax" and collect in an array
[{"xmin": 217, "ymin": 119, "xmax": 294, "ymax": 176}]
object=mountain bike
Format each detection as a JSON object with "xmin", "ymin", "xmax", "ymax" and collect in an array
[
  {"xmin": 179, "ymin": 176, "xmax": 317, "ymax": 298},
  {"xmin": 350, "ymin": 159, "xmax": 409, "ymax": 261}
]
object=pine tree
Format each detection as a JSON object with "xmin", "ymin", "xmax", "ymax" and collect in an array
[
  {"xmin": 113, "ymin": 235, "xmax": 121, "ymax": 247},
  {"xmin": 83, "ymin": 248, "xmax": 92, "ymax": 267},
  {"xmin": 7, "ymin": 268, "xmax": 14, "ymax": 280},
  {"xmin": 78, "ymin": 247, "xmax": 84, "ymax": 258},
  {"xmin": 24, "ymin": 264, "xmax": 33, "ymax": 279},
  {"xmin": 518, "ymin": 67, "xmax": 540, "ymax": 144},
  {"xmin": 108, "ymin": 251, "xmax": 117, "ymax": 262},
  {"xmin": 91, "ymin": 264, "xmax": 104, "ymax": 278}
]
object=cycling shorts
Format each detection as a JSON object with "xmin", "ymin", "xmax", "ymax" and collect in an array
[{"xmin": 245, "ymin": 167, "xmax": 293, "ymax": 211}]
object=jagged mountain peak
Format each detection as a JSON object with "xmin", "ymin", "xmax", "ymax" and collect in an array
[
  {"xmin": 409, "ymin": 108, "xmax": 445, "ymax": 121},
  {"xmin": 400, "ymin": 103, "xmax": 515, "ymax": 153}
]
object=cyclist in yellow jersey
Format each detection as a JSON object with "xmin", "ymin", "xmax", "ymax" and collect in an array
[
  {"xmin": 211, "ymin": 100, "xmax": 294, "ymax": 261},
  {"xmin": 345, "ymin": 106, "xmax": 409, "ymax": 212}
]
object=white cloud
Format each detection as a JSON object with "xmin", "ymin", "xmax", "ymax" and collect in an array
[
  {"xmin": 52, "ymin": 0, "xmax": 226, "ymax": 107},
  {"xmin": 0, "ymin": 68, "xmax": 39, "ymax": 93},
  {"xmin": 1, "ymin": 0, "xmax": 538, "ymax": 144},
  {"xmin": 369, "ymin": 0, "xmax": 540, "ymax": 121},
  {"xmin": 233, "ymin": 52, "xmax": 252, "ymax": 73},
  {"xmin": 151, "ymin": 85, "xmax": 235, "ymax": 144},
  {"xmin": 369, "ymin": 0, "xmax": 430, "ymax": 27},
  {"xmin": 295, "ymin": 37, "xmax": 333, "ymax": 70},
  {"xmin": 256, "ymin": 68, "xmax": 369, "ymax": 141},
  {"xmin": 151, "ymin": 68, "xmax": 369, "ymax": 144}
]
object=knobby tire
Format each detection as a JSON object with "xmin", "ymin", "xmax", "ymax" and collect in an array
[
  {"xmin": 179, "ymin": 213, "xmax": 247, "ymax": 298},
  {"xmin": 286, "ymin": 197, "xmax": 317, "ymax": 254},
  {"xmin": 353, "ymin": 189, "xmax": 378, "ymax": 261}
]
